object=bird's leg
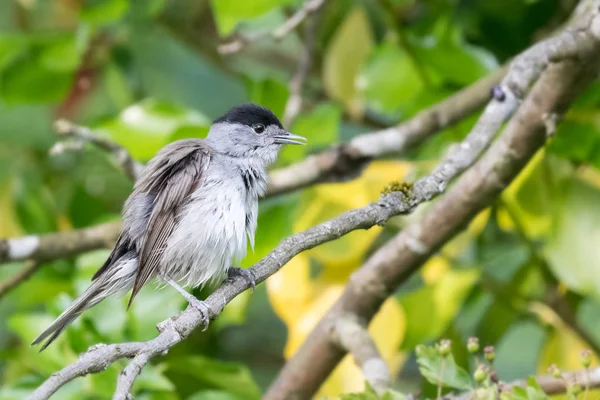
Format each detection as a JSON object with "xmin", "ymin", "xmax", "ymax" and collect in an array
[
  {"xmin": 161, "ymin": 275, "xmax": 211, "ymax": 330},
  {"xmin": 226, "ymin": 267, "xmax": 256, "ymax": 292}
]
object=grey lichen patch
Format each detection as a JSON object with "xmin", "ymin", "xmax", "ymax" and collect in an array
[{"xmin": 381, "ymin": 181, "xmax": 413, "ymax": 198}]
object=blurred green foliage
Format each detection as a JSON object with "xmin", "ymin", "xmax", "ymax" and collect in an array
[{"xmin": 1, "ymin": 0, "xmax": 600, "ymax": 399}]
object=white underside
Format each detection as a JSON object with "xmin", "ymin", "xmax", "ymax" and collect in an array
[{"xmin": 159, "ymin": 181, "xmax": 250, "ymax": 289}]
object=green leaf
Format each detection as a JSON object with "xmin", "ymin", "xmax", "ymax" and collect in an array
[
  {"xmin": 0, "ymin": 34, "xmax": 28, "ymax": 70},
  {"xmin": 359, "ymin": 43, "xmax": 424, "ymax": 114},
  {"xmin": 80, "ymin": 0, "xmax": 129, "ymax": 25},
  {"xmin": 248, "ymin": 78, "xmax": 289, "ymax": 120},
  {"xmin": 413, "ymin": 19, "xmax": 496, "ymax": 86},
  {"xmin": 130, "ymin": 24, "xmax": 246, "ymax": 118},
  {"xmin": 189, "ymin": 391, "xmax": 244, "ymax": 400},
  {"xmin": 1, "ymin": 58, "xmax": 73, "ymax": 104},
  {"xmin": 340, "ymin": 383, "xmax": 408, "ymax": 400},
  {"xmin": 415, "ymin": 344, "xmax": 473, "ymax": 391},
  {"xmin": 500, "ymin": 377, "xmax": 551, "ymax": 400},
  {"xmin": 164, "ymin": 356, "xmax": 261, "ymax": 400},
  {"xmin": 97, "ymin": 99, "xmax": 211, "ymax": 160},
  {"xmin": 544, "ymin": 179, "xmax": 600, "ymax": 296},
  {"xmin": 38, "ymin": 37, "xmax": 82, "ymax": 72},
  {"xmin": 323, "ymin": 6, "xmax": 374, "ymax": 119},
  {"xmin": 104, "ymin": 62, "xmax": 134, "ymax": 109},
  {"xmin": 400, "ymin": 269, "xmax": 479, "ymax": 349},
  {"xmin": 280, "ymin": 102, "xmax": 341, "ymax": 163},
  {"xmin": 472, "ymin": 386, "xmax": 499, "ymax": 400},
  {"xmin": 548, "ymin": 121, "xmax": 600, "ymax": 164},
  {"xmin": 210, "ymin": 0, "xmax": 296, "ymax": 36}
]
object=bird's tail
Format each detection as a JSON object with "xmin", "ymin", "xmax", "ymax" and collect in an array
[{"xmin": 31, "ymin": 256, "xmax": 138, "ymax": 351}]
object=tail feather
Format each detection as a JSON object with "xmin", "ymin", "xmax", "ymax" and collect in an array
[
  {"xmin": 31, "ymin": 283, "xmax": 102, "ymax": 350},
  {"xmin": 31, "ymin": 255, "xmax": 138, "ymax": 351}
]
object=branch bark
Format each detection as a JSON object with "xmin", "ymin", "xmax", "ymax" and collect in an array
[
  {"xmin": 0, "ymin": 221, "xmax": 120, "ymax": 264},
  {"xmin": 265, "ymin": 11, "xmax": 600, "ymax": 398},
  {"xmin": 332, "ymin": 316, "xmax": 391, "ymax": 395}
]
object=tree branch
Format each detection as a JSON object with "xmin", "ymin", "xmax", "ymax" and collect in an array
[
  {"xmin": 218, "ymin": 0, "xmax": 327, "ymax": 55},
  {"xmin": 265, "ymin": 8, "xmax": 600, "ymax": 398},
  {"xmin": 0, "ymin": 221, "xmax": 120, "ymax": 264},
  {"xmin": 28, "ymin": 43, "xmax": 513, "ymax": 400},
  {"xmin": 51, "ymin": 119, "xmax": 144, "ymax": 181},
  {"xmin": 332, "ymin": 316, "xmax": 391, "ymax": 395},
  {"xmin": 1, "ymin": 60, "xmax": 503, "ymax": 267}
]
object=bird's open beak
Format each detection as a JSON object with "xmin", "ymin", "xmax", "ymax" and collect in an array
[{"xmin": 273, "ymin": 131, "xmax": 307, "ymax": 145}]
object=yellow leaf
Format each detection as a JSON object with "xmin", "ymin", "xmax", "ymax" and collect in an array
[
  {"xmin": 502, "ymin": 150, "xmax": 572, "ymax": 238},
  {"xmin": 266, "ymin": 253, "xmax": 313, "ymax": 326},
  {"xmin": 295, "ymin": 161, "xmax": 412, "ymax": 268},
  {"xmin": 467, "ymin": 208, "xmax": 490, "ymax": 237},
  {"xmin": 323, "ymin": 6, "xmax": 374, "ymax": 119},
  {"xmin": 421, "ymin": 256, "xmax": 450, "ymax": 285}
]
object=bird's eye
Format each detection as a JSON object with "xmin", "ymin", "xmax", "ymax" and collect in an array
[{"xmin": 253, "ymin": 124, "xmax": 265, "ymax": 134}]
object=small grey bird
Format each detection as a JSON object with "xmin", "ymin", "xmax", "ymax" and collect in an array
[{"xmin": 32, "ymin": 103, "xmax": 306, "ymax": 350}]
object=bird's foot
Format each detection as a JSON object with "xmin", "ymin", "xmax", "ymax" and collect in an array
[
  {"xmin": 161, "ymin": 273, "xmax": 212, "ymax": 330},
  {"xmin": 185, "ymin": 296, "xmax": 211, "ymax": 331},
  {"xmin": 226, "ymin": 267, "xmax": 256, "ymax": 292}
]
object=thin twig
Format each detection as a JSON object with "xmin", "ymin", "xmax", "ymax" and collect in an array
[
  {"xmin": 218, "ymin": 0, "xmax": 327, "ymax": 55},
  {"xmin": 0, "ymin": 261, "xmax": 40, "ymax": 300},
  {"xmin": 113, "ymin": 352, "xmax": 151, "ymax": 400},
  {"xmin": 282, "ymin": 7, "xmax": 319, "ymax": 127},
  {"xmin": 51, "ymin": 119, "xmax": 144, "ymax": 181}
]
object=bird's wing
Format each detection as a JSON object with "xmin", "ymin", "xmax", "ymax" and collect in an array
[{"xmin": 127, "ymin": 140, "xmax": 211, "ymax": 307}]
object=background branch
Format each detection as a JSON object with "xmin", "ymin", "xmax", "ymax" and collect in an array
[
  {"xmin": 218, "ymin": 0, "xmax": 327, "ymax": 55},
  {"xmin": 0, "ymin": 221, "xmax": 120, "ymax": 264},
  {"xmin": 332, "ymin": 316, "xmax": 391, "ymax": 395},
  {"xmin": 265, "ymin": 10, "xmax": 600, "ymax": 398},
  {"xmin": 0, "ymin": 261, "xmax": 40, "ymax": 299},
  {"xmin": 51, "ymin": 119, "xmax": 144, "ymax": 181}
]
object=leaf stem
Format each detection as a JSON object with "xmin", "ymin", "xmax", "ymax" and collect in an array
[{"xmin": 438, "ymin": 357, "xmax": 445, "ymax": 400}]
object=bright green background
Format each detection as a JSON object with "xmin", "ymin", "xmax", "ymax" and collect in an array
[{"xmin": 1, "ymin": 0, "xmax": 600, "ymax": 399}]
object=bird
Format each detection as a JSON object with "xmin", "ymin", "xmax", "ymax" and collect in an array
[{"xmin": 32, "ymin": 103, "xmax": 306, "ymax": 350}]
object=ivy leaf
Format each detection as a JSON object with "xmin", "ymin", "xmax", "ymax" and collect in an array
[{"xmin": 415, "ymin": 344, "xmax": 473, "ymax": 391}]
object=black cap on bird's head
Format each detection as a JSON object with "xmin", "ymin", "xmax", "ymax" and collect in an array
[
  {"xmin": 209, "ymin": 103, "xmax": 307, "ymax": 151},
  {"xmin": 214, "ymin": 103, "xmax": 284, "ymax": 130}
]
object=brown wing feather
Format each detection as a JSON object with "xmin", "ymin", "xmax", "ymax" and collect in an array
[{"xmin": 127, "ymin": 140, "xmax": 210, "ymax": 307}]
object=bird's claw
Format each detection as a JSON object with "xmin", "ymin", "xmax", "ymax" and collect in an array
[
  {"xmin": 187, "ymin": 297, "xmax": 211, "ymax": 331},
  {"xmin": 227, "ymin": 267, "xmax": 256, "ymax": 292}
]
